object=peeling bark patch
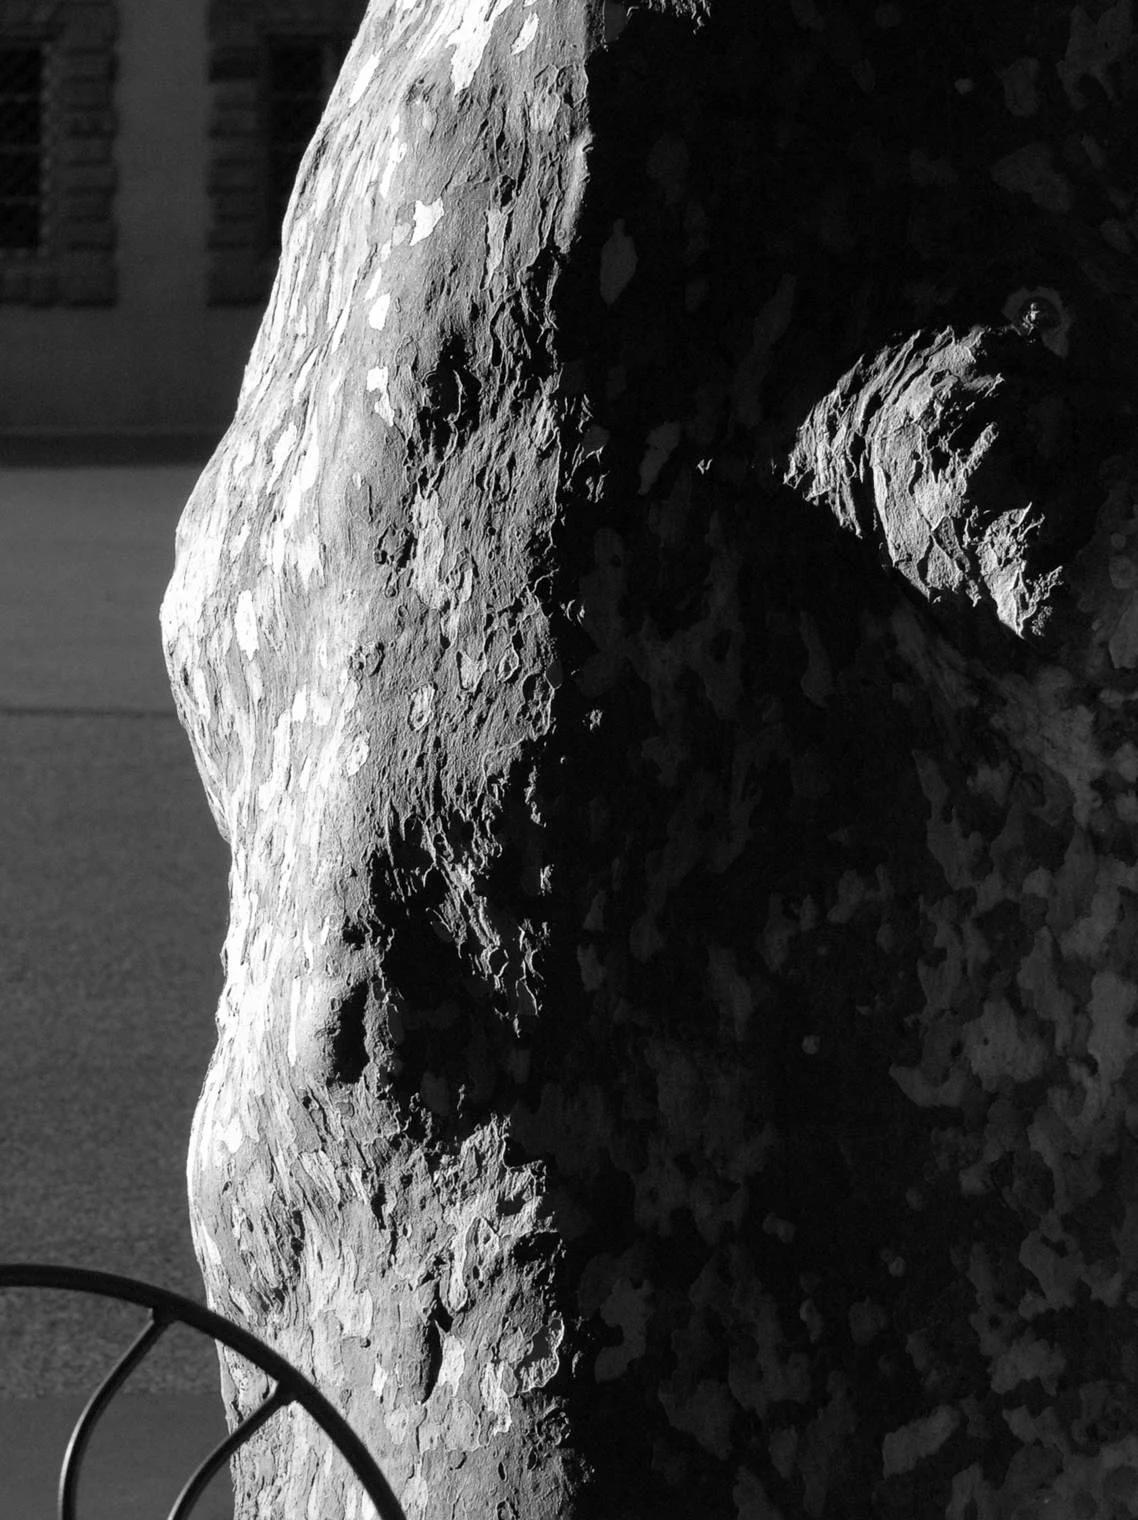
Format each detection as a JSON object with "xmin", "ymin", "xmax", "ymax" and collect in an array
[
  {"xmin": 379, "ymin": 136, "xmax": 409, "ymax": 199},
  {"xmin": 999, "ymin": 56, "xmax": 1040, "ymax": 116},
  {"xmin": 410, "ymin": 198, "xmax": 445, "ymax": 245},
  {"xmin": 410, "ymin": 683, "xmax": 436, "ymax": 729},
  {"xmin": 638, "ymin": 422, "xmax": 681, "ymax": 494},
  {"xmin": 881, "ymin": 1407, "xmax": 960, "ymax": 1478},
  {"xmin": 512, "ymin": 13, "xmax": 539, "ymax": 54},
  {"xmin": 990, "ymin": 142, "xmax": 1074, "ymax": 213},
  {"xmin": 234, "ymin": 590, "xmax": 259, "ymax": 659},
  {"xmin": 1058, "ymin": 0, "xmax": 1134, "ymax": 106},
  {"xmin": 367, "ymin": 365, "xmax": 396, "ymax": 424},
  {"xmin": 349, "ymin": 53, "xmax": 380, "ymax": 107},
  {"xmin": 446, "ymin": 0, "xmax": 516, "ymax": 93},
  {"xmin": 599, "ymin": 219, "xmax": 637, "ymax": 304},
  {"xmin": 368, "ymin": 291, "xmax": 392, "ymax": 330}
]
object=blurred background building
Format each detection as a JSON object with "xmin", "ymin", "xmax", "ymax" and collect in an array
[{"xmin": 0, "ymin": 0, "xmax": 367, "ymax": 442}]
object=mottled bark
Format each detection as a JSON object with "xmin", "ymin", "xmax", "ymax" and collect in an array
[{"xmin": 163, "ymin": 1, "xmax": 1138, "ymax": 1517}]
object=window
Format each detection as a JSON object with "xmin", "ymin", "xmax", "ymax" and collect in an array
[
  {"xmin": 206, "ymin": 0, "xmax": 367, "ymax": 305},
  {"xmin": 0, "ymin": 1, "xmax": 117, "ymax": 306},
  {"xmin": 264, "ymin": 37, "xmax": 345, "ymax": 250},
  {"xmin": 0, "ymin": 43, "xmax": 46, "ymax": 252}
]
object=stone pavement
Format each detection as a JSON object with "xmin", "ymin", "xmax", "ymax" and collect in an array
[
  {"xmin": 2, "ymin": 1391, "xmax": 229, "ymax": 1519},
  {"xmin": 0, "ymin": 458, "xmax": 231, "ymax": 1515}
]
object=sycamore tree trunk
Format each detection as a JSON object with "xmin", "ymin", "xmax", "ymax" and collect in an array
[{"xmin": 163, "ymin": 1, "xmax": 1138, "ymax": 1516}]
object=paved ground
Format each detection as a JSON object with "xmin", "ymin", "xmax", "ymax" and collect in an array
[
  {"xmin": 0, "ymin": 461, "xmax": 232, "ymax": 1515},
  {"xmin": 3, "ymin": 1391, "xmax": 231, "ymax": 1519}
]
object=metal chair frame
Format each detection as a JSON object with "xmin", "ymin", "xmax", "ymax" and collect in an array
[{"xmin": 0, "ymin": 1262, "xmax": 407, "ymax": 1520}]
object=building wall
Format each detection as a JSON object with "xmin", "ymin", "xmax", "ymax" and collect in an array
[{"xmin": 0, "ymin": 0, "xmax": 263, "ymax": 437}]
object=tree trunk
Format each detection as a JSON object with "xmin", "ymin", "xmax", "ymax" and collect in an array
[{"xmin": 162, "ymin": 1, "xmax": 1138, "ymax": 1516}]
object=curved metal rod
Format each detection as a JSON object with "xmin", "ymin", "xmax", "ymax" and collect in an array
[
  {"xmin": 0, "ymin": 1263, "xmax": 406, "ymax": 1520},
  {"xmin": 166, "ymin": 1382, "xmax": 290, "ymax": 1520},
  {"xmin": 59, "ymin": 1311, "xmax": 169, "ymax": 1520}
]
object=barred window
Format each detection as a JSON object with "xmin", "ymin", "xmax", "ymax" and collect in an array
[
  {"xmin": 207, "ymin": 1, "xmax": 367, "ymax": 304},
  {"xmin": 264, "ymin": 37, "xmax": 345, "ymax": 248},
  {"xmin": 0, "ymin": 44, "xmax": 46, "ymax": 252}
]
